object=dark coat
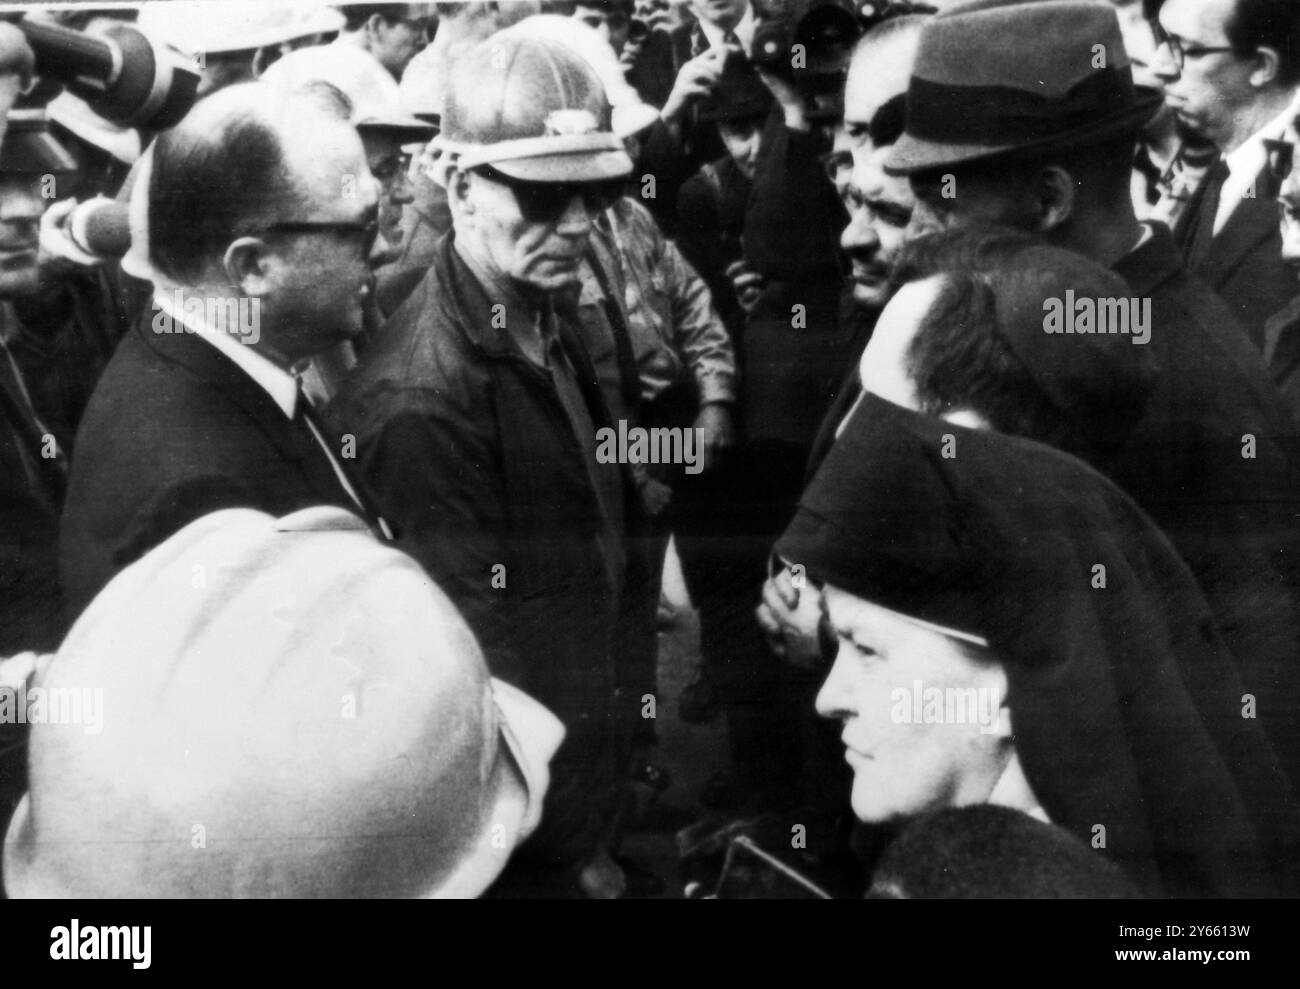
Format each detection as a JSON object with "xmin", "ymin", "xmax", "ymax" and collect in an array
[
  {"xmin": 1173, "ymin": 162, "xmax": 1295, "ymax": 350},
  {"xmin": 60, "ymin": 315, "xmax": 364, "ymax": 622},
  {"xmin": 327, "ymin": 234, "xmax": 654, "ymax": 861},
  {"xmin": 1110, "ymin": 225, "xmax": 1300, "ymax": 789}
]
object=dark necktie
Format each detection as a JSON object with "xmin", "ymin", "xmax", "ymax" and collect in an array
[
  {"xmin": 0, "ymin": 342, "xmax": 66, "ymax": 509},
  {"xmin": 293, "ymin": 387, "xmax": 393, "ymax": 540},
  {"xmin": 1183, "ymin": 158, "xmax": 1230, "ymax": 268}
]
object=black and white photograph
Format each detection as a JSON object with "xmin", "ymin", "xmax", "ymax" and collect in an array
[{"xmin": 0, "ymin": 0, "xmax": 1295, "ymax": 933}]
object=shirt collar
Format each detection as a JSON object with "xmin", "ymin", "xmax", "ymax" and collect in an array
[
  {"xmin": 1223, "ymin": 103, "xmax": 1294, "ymax": 180},
  {"xmin": 698, "ymin": 3, "xmax": 755, "ymax": 54},
  {"xmin": 153, "ymin": 289, "xmax": 300, "ymax": 419}
]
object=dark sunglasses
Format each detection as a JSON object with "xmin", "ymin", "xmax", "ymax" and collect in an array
[
  {"xmin": 257, "ymin": 218, "xmax": 381, "ymax": 255},
  {"xmin": 473, "ymin": 165, "xmax": 625, "ymax": 223}
]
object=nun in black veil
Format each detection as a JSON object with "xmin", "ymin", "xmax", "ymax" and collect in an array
[{"xmin": 776, "ymin": 391, "xmax": 1300, "ymax": 898}]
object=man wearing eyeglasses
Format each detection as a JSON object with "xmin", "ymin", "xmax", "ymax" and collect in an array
[
  {"xmin": 1152, "ymin": 0, "xmax": 1300, "ymax": 348},
  {"xmin": 59, "ymin": 83, "xmax": 395, "ymax": 620},
  {"xmin": 329, "ymin": 32, "xmax": 655, "ymax": 899},
  {"xmin": 334, "ymin": 3, "xmax": 434, "ymax": 82}
]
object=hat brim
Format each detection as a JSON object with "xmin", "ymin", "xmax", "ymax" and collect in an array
[
  {"xmin": 357, "ymin": 117, "xmax": 439, "ymax": 142},
  {"xmin": 0, "ymin": 127, "xmax": 78, "ymax": 175},
  {"xmin": 490, "ymin": 148, "xmax": 634, "ymax": 183},
  {"xmin": 884, "ymin": 91, "xmax": 1163, "ymax": 176}
]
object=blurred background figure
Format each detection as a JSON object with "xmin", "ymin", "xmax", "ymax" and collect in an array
[
  {"xmin": 334, "ymin": 2, "xmax": 435, "ymax": 82},
  {"xmin": 136, "ymin": 1, "xmax": 347, "ymax": 98},
  {"xmin": 1152, "ymin": 0, "xmax": 1300, "ymax": 349}
]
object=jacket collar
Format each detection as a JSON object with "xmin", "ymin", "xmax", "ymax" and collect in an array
[{"xmin": 1113, "ymin": 221, "xmax": 1184, "ymax": 296}]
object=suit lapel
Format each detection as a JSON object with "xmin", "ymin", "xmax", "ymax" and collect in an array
[
  {"xmin": 1195, "ymin": 166, "xmax": 1279, "ymax": 288},
  {"xmin": 135, "ymin": 314, "xmax": 307, "ymax": 468}
]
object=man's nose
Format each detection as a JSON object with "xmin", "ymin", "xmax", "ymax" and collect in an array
[
  {"xmin": 840, "ymin": 209, "xmax": 879, "ymax": 255},
  {"xmin": 1149, "ymin": 38, "xmax": 1179, "ymax": 81},
  {"xmin": 814, "ymin": 649, "xmax": 854, "ymax": 721},
  {"xmin": 555, "ymin": 193, "xmax": 596, "ymax": 235}
]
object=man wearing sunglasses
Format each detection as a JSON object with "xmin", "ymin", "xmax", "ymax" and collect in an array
[
  {"xmin": 60, "ymin": 83, "xmax": 395, "ymax": 620},
  {"xmin": 1153, "ymin": 0, "xmax": 1300, "ymax": 348},
  {"xmin": 329, "ymin": 33, "xmax": 655, "ymax": 899}
]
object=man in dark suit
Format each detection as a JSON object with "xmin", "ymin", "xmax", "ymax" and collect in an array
[
  {"xmin": 60, "ymin": 82, "xmax": 392, "ymax": 621},
  {"xmin": 625, "ymin": 0, "xmax": 757, "ymax": 230},
  {"xmin": 886, "ymin": 0, "xmax": 1300, "ymax": 790},
  {"xmin": 1152, "ymin": 0, "xmax": 1300, "ymax": 348}
]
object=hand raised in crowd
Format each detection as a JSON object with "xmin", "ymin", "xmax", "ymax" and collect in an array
[
  {"xmin": 661, "ymin": 45, "xmax": 731, "ymax": 125},
  {"xmin": 693, "ymin": 401, "xmax": 735, "ymax": 473},
  {"xmin": 39, "ymin": 198, "xmax": 106, "ymax": 276},
  {"xmin": 725, "ymin": 258, "xmax": 765, "ymax": 313},
  {"xmin": 576, "ymin": 844, "xmax": 628, "ymax": 899},
  {"xmin": 756, "ymin": 565, "xmax": 824, "ymax": 669}
]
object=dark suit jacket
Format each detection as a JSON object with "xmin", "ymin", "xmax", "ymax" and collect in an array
[
  {"xmin": 1174, "ymin": 161, "xmax": 1295, "ymax": 350},
  {"xmin": 60, "ymin": 314, "xmax": 363, "ymax": 621},
  {"xmin": 1264, "ymin": 292, "xmax": 1300, "ymax": 423}
]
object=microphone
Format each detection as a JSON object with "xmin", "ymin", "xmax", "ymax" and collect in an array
[{"xmin": 68, "ymin": 196, "xmax": 131, "ymax": 259}]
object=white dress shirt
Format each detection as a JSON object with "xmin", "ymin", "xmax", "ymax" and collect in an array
[
  {"xmin": 1214, "ymin": 104, "xmax": 1295, "ymax": 236},
  {"xmin": 698, "ymin": 2, "xmax": 756, "ymax": 55}
]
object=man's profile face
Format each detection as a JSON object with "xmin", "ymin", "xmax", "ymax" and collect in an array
[
  {"xmin": 370, "ymin": 6, "xmax": 432, "ymax": 78},
  {"xmin": 815, "ymin": 584, "xmax": 1009, "ymax": 825},
  {"xmin": 717, "ymin": 116, "xmax": 762, "ymax": 180},
  {"xmin": 688, "ymin": 0, "xmax": 748, "ymax": 32},
  {"xmin": 840, "ymin": 146, "xmax": 916, "ymax": 310},
  {"xmin": 361, "ymin": 131, "xmax": 414, "ymax": 248},
  {"xmin": 0, "ymin": 175, "xmax": 45, "ymax": 299},
  {"xmin": 906, "ymin": 164, "xmax": 1037, "ymax": 241},
  {"xmin": 573, "ymin": 3, "xmax": 632, "ymax": 55},
  {"xmin": 458, "ymin": 170, "xmax": 599, "ymax": 293},
  {"xmin": 268, "ymin": 117, "xmax": 386, "ymax": 352},
  {"xmin": 1152, "ymin": 0, "xmax": 1255, "ymax": 149},
  {"xmin": 1278, "ymin": 154, "xmax": 1300, "ymax": 270}
]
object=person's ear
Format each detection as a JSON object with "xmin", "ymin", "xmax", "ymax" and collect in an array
[
  {"xmin": 1251, "ymin": 46, "xmax": 1283, "ymax": 88},
  {"xmin": 1034, "ymin": 164, "xmax": 1076, "ymax": 232},
  {"xmin": 366, "ymin": 13, "xmax": 386, "ymax": 40},
  {"xmin": 223, "ymin": 236, "xmax": 275, "ymax": 297}
]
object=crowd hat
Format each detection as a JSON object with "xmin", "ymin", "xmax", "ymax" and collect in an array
[
  {"xmin": 0, "ymin": 105, "xmax": 77, "ymax": 175},
  {"xmin": 4, "ymin": 507, "xmax": 564, "ymax": 898},
  {"xmin": 503, "ymin": 15, "xmax": 660, "ymax": 139},
  {"xmin": 261, "ymin": 44, "xmax": 436, "ymax": 143},
  {"xmin": 700, "ymin": 51, "xmax": 774, "ymax": 123},
  {"xmin": 777, "ymin": 393, "xmax": 1300, "ymax": 897},
  {"xmin": 885, "ymin": 0, "xmax": 1162, "ymax": 175},
  {"xmin": 137, "ymin": 1, "xmax": 345, "ymax": 57},
  {"xmin": 438, "ymin": 31, "xmax": 633, "ymax": 183}
]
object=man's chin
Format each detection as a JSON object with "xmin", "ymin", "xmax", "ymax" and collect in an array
[
  {"xmin": 851, "ymin": 282, "xmax": 889, "ymax": 312},
  {"xmin": 0, "ymin": 266, "xmax": 42, "ymax": 300}
]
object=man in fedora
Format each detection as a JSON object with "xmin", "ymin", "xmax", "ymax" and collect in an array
[
  {"xmin": 328, "ymin": 31, "xmax": 656, "ymax": 899},
  {"xmin": 884, "ymin": 0, "xmax": 1300, "ymax": 786},
  {"xmin": 1151, "ymin": 0, "xmax": 1300, "ymax": 349}
]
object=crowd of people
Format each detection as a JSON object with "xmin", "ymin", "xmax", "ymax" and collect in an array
[{"xmin": 0, "ymin": 0, "xmax": 1299, "ymax": 899}]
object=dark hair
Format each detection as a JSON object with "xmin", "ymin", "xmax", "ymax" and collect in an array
[
  {"xmin": 149, "ymin": 107, "xmax": 308, "ymax": 283},
  {"xmin": 1225, "ymin": 0, "xmax": 1300, "ymax": 85},
  {"xmin": 890, "ymin": 226, "xmax": 1154, "ymax": 459},
  {"xmin": 342, "ymin": 4, "xmax": 418, "ymax": 32}
]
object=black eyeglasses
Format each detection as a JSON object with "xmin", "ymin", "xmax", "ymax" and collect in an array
[
  {"xmin": 472, "ymin": 165, "xmax": 625, "ymax": 223},
  {"xmin": 256, "ymin": 218, "xmax": 381, "ymax": 255},
  {"xmin": 821, "ymin": 149, "xmax": 853, "ymax": 185},
  {"xmin": 1149, "ymin": 20, "xmax": 1238, "ymax": 72}
]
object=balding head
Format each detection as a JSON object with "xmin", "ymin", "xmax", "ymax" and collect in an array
[
  {"xmin": 843, "ymin": 14, "xmax": 928, "ymax": 156},
  {"xmin": 149, "ymin": 83, "xmax": 352, "ymax": 284}
]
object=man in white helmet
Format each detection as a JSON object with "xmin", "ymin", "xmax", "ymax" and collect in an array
[{"xmin": 329, "ymin": 31, "xmax": 657, "ymax": 898}]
